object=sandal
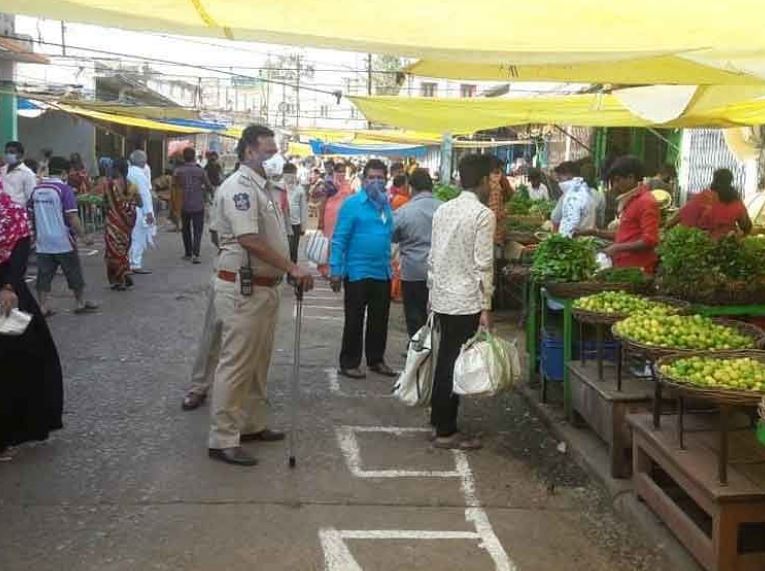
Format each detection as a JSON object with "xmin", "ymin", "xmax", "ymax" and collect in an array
[
  {"xmin": 74, "ymin": 302, "xmax": 99, "ymax": 314},
  {"xmin": 432, "ymin": 433, "xmax": 482, "ymax": 451},
  {"xmin": 42, "ymin": 309, "xmax": 56, "ymax": 318}
]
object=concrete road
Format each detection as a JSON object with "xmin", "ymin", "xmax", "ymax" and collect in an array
[{"xmin": 0, "ymin": 230, "xmax": 674, "ymax": 570}]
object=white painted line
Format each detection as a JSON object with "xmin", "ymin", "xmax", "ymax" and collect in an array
[
  {"xmin": 305, "ymin": 315, "xmax": 343, "ymax": 322},
  {"xmin": 304, "ymin": 305, "xmax": 343, "ymax": 311},
  {"xmin": 325, "ymin": 426, "xmax": 517, "ymax": 571},
  {"xmin": 327, "ymin": 368, "xmax": 341, "ymax": 395},
  {"xmin": 336, "ymin": 426, "xmax": 459, "ymax": 479},
  {"xmin": 339, "ymin": 530, "xmax": 480, "ymax": 540}
]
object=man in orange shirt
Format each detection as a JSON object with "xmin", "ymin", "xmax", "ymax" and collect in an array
[{"xmin": 582, "ymin": 156, "xmax": 660, "ymax": 274}]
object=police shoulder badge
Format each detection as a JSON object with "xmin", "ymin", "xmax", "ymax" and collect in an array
[{"xmin": 233, "ymin": 192, "xmax": 250, "ymax": 211}]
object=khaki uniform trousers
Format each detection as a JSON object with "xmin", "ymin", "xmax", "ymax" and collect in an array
[
  {"xmin": 208, "ymin": 278, "xmax": 281, "ymax": 449},
  {"xmin": 188, "ymin": 282, "xmax": 222, "ymax": 397}
]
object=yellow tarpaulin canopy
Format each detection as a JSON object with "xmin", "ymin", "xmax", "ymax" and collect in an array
[
  {"xmin": 6, "ymin": 1, "xmax": 765, "ymax": 64},
  {"xmin": 349, "ymin": 86, "xmax": 765, "ymax": 133},
  {"xmin": 287, "ymin": 141, "xmax": 312, "ymax": 157},
  {"xmin": 57, "ymin": 104, "xmax": 218, "ymax": 135},
  {"xmin": 406, "ymin": 55, "xmax": 765, "ymax": 86}
]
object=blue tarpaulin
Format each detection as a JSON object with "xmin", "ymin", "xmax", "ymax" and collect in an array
[
  {"xmin": 308, "ymin": 139, "xmax": 429, "ymax": 157},
  {"xmin": 161, "ymin": 118, "xmax": 227, "ymax": 131}
]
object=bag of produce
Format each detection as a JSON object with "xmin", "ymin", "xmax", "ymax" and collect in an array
[
  {"xmin": 393, "ymin": 316, "xmax": 435, "ymax": 407},
  {"xmin": 453, "ymin": 332, "xmax": 521, "ymax": 397}
]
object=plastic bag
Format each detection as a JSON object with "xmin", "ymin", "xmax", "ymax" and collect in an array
[
  {"xmin": 453, "ymin": 332, "xmax": 521, "ymax": 396},
  {"xmin": 304, "ymin": 231, "xmax": 330, "ymax": 265},
  {"xmin": 393, "ymin": 316, "xmax": 434, "ymax": 407}
]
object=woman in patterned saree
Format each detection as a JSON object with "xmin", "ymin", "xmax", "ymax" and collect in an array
[{"xmin": 104, "ymin": 159, "xmax": 141, "ymax": 290}]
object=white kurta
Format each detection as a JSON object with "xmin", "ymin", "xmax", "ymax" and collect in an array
[{"xmin": 128, "ymin": 165, "xmax": 157, "ymax": 269}]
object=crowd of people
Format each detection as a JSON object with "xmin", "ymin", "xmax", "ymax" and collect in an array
[{"xmin": 0, "ymin": 124, "xmax": 755, "ymax": 462}]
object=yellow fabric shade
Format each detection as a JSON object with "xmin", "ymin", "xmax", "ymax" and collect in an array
[
  {"xmin": 349, "ymin": 89, "xmax": 765, "ymax": 133},
  {"xmin": 6, "ymin": 1, "xmax": 765, "ymax": 64},
  {"xmin": 57, "ymin": 104, "xmax": 217, "ymax": 134},
  {"xmin": 405, "ymin": 55, "xmax": 765, "ymax": 86},
  {"xmin": 287, "ymin": 141, "xmax": 313, "ymax": 157}
]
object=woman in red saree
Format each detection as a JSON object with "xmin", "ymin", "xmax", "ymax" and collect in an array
[{"xmin": 104, "ymin": 159, "xmax": 141, "ymax": 290}]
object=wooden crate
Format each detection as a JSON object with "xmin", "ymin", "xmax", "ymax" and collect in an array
[
  {"xmin": 629, "ymin": 412, "xmax": 765, "ymax": 571},
  {"xmin": 569, "ymin": 362, "xmax": 654, "ymax": 478}
]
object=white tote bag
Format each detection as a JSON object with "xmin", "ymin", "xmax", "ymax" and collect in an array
[
  {"xmin": 392, "ymin": 315, "xmax": 435, "ymax": 407},
  {"xmin": 453, "ymin": 332, "xmax": 521, "ymax": 397},
  {"xmin": 304, "ymin": 231, "xmax": 330, "ymax": 265}
]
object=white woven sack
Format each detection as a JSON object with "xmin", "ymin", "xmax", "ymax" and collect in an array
[
  {"xmin": 453, "ymin": 333, "xmax": 521, "ymax": 397},
  {"xmin": 393, "ymin": 316, "xmax": 434, "ymax": 407},
  {"xmin": 304, "ymin": 232, "xmax": 330, "ymax": 265}
]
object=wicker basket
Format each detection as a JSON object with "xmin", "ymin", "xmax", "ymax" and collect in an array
[
  {"xmin": 545, "ymin": 280, "xmax": 649, "ymax": 299},
  {"xmin": 655, "ymin": 350, "xmax": 765, "ymax": 406},
  {"xmin": 506, "ymin": 231, "xmax": 540, "ymax": 245},
  {"xmin": 572, "ymin": 296, "xmax": 690, "ymax": 326},
  {"xmin": 613, "ymin": 318, "xmax": 765, "ymax": 361}
]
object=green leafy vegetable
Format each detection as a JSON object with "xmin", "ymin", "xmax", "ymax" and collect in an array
[
  {"xmin": 433, "ymin": 183, "xmax": 461, "ymax": 203},
  {"xmin": 531, "ymin": 235, "xmax": 598, "ymax": 283}
]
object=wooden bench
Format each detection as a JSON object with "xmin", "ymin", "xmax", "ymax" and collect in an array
[{"xmin": 629, "ymin": 412, "xmax": 765, "ymax": 571}]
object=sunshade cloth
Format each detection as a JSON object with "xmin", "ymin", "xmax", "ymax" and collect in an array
[
  {"xmin": 308, "ymin": 139, "xmax": 428, "ymax": 157},
  {"xmin": 6, "ymin": 1, "xmax": 765, "ymax": 64},
  {"xmin": 349, "ymin": 85, "xmax": 765, "ymax": 133},
  {"xmin": 56, "ymin": 104, "xmax": 221, "ymax": 134},
  {"xmin": 405, "ymin": 55, "xmax": 765, "ymax": 86}
]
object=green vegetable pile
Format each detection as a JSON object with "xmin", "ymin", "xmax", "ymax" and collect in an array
[
  {"xmin": 77, "ymin": 194, "xmax": 104, "ymax": 207},
  {"xmin": 593, "ymin": 267, "xmax": 649, "ymax": 286},
  {"xmin": 433, "ymin": 183, "xmax": 461, "ymax": 203},
  {"xmin": 531, "ymin": 235, "xmax": 598, "ymax": 283},
  {"xmin": 506, "ymin": 193, "xmax": 556, "ymax": 218},
  {"xmin": 657, "ymin": 227, "xmax": 765, "ymax": 301},
  {"xmin": 506, "ymin": 219, "xmax": 542, "ymax": 233}
]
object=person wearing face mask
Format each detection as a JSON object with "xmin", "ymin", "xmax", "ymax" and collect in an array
[
  {"xmin": 330, "ymin": 159, "xmax": 397, "ymax": 380},
  {"xmin": 207, "ymin": 124, "xmax": 314, "ymax": 466},
  {"xmin": 1, "ymin": 141, "xmax": 37, "ymax": 207},
  {"xmin": 550, "ymin": 161, "xmax": 597, "ymax": 238}
]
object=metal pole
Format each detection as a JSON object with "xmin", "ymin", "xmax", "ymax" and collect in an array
[
  {"xmin": 288, "ymin": 287, "xmax": 304, "ymax": 468},
  {"xmin": 295, "ymin": 55, "xmax": 301, "ymax": 129}
]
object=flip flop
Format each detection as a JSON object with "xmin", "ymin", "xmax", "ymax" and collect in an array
[
  {"xmin": 74, "ymin": 302, "xmax": 99, "ymax": 314},
  {"xmin": 432, "ymin": 434, "xmax": 482, "ymax": 451},
  {"xmin": 42, "ymin": 309, "xmax": 56, "ymax": 318}
]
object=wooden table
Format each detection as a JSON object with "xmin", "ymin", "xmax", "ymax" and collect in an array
[
  {"xmin": 629, "ymin": 412, "xmax": 765, "ymax": 571},
  {"xmin": 569, "ymin": 362, "xmax": 654, "ymax": 478}
]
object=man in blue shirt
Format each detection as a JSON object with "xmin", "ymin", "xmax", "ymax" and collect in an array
[
  {"xmin": 392, "ymin": 168, "xmax": 441, "ymax": 338},
  {"xmin": 330, "ymin": 159, "xmax": 396, "ymax": 379}
]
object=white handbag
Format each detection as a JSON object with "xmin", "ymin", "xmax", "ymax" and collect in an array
[
  {"xmin": 0, "ymin": 308, "xmax": 32, "ymax": 336},
  {"xmin": 304, "ymin": 231, "xmax": 330, "ymax": 265},
  {"xmin": 453, "ymin": 332, "xmax": 521, "ymax": 397},
  {"xmin": 393, "ymin": 315, "xmax": 436, "ymax": 407}
]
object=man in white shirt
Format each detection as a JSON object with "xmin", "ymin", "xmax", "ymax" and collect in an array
[
  {"xmin": 428, "ymin": 154, "xmax": 495, "ymax": 451},
  {"xmin": 127, "ymin": 150, "xmax": 156, "ymax": 274},
  {"xmin": 527, "ymin": 168, "xmax": 550, "ymax": 202},
  {"xmin": 1, "ymin": 141, "xmax": 37, "ymax": 206},
  {"xmin": 284, "ymin": 162, "xmax": 308, "ymax": 262},
  {"xmin": 550, "ymin": 161, "xmax": 597, "ymax": 238}
]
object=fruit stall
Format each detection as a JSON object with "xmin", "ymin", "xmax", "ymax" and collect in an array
[{"xmin": 520, "ymin": 228, "xmax": 765, "ymax": 570}]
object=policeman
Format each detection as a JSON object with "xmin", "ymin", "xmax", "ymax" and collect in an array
[{"xmin": 208, "ymin": 124, "xmax": 314, "ymax": 466}]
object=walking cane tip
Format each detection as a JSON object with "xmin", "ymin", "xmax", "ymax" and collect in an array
[{"xmin": 289, "ymin": 456, "xmax": 296, "ymax": 468}]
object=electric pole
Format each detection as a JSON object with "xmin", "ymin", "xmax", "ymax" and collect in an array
[
  {"xmin": 295, "ymin": 55, "xmax": 301, "ymax": 130},
  {"xmin": 366, "ymin": 53, "xmax": 372, "ymax": 95}
]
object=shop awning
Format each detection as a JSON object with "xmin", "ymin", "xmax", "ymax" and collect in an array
[
  {"xmin": 5, "ymin": 1, "xmax": 765, "ymax": 65},
  {"xmin": 405, "ymin": 55, "xmax": 765, "ymax": 86},
  {"xmin": 56, "ymin": 104, "xmax": 221, "ymax": 135},
  {"xmin": 349, "ymin": 85, "xmax": 765, "ymax": 133},
  {"xmin": 308, "ymin": 139, "xmax": 429, "ymax": 158}
]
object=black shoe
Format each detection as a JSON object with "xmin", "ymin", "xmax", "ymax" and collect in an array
[
  {"xmin": 369, "ymin": 362, "xmax": 398, "ymax": 377},
  {"xmin": 208, "ymin": 447, "xmax": 258, "ymax": 466},
  {"xmin": 181, "ymin": 392, "xmax": 206, "ymax": 411},
  {"xmin": 241, "ymin": 429, "xmax": 286, "ymax": 442},
  {"xmin": 338, "ymin": 367, "xmax": 366, "ymax": 379}
]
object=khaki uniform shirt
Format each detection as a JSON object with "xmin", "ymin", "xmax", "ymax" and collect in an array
[{"xmin": 213, "ymin": 165, "xmax": 290, "ymax": 278}]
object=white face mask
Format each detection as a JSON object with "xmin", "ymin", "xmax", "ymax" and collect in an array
[{"xmin": 263, "ymin": 154, "xmax": 286, "ymax": 178}]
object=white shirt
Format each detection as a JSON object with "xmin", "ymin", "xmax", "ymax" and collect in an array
[
  {"xmin": 552, "ymin": 178, "xmax": 597, "ymax": 238},
  {"xmin": 428, "ymin": 191, "xmax": 496, "ymax": 315},
  {"xmin": 128, "ymin": 165, "xmax": 155, "ymax": 218},
  {"xmin": 287, "ymin": 183, "xmax": 308, "ymax": 227},
  {"xmin": 1, "ymin": 163, "xmax": 37, "ymax": 206},
  {"xmin": 528, "ymin": 183, "xmax": 549, "ymax": 201}
]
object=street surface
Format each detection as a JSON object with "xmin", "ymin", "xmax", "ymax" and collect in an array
[{"xmin": 0, "ymin": 227, "xmax": 675, "ymax": 570}]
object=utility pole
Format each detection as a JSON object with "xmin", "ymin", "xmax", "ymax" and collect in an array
[
  {"xmin": 366, "ymin": 53, "xmax": 373, "ymax": 128},
  {"xmin": 295, "ymin": 54, "xmax": 301, "ymax": 130},
  {"xmin": 60, "ymin": 21, "xmax": 66, "ymax": 55}
]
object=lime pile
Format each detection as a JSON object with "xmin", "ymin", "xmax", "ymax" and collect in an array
[
  {"xmin": 574, "ymin": 292, "xmax": 679, "ymax": 316},
  {"xmin": 614, "ymin": 314, "xmax": 756, "ymax": 350},
  {"xmin": 660, "ymin": 356, "xmax": 765, "ymax": 392}
]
